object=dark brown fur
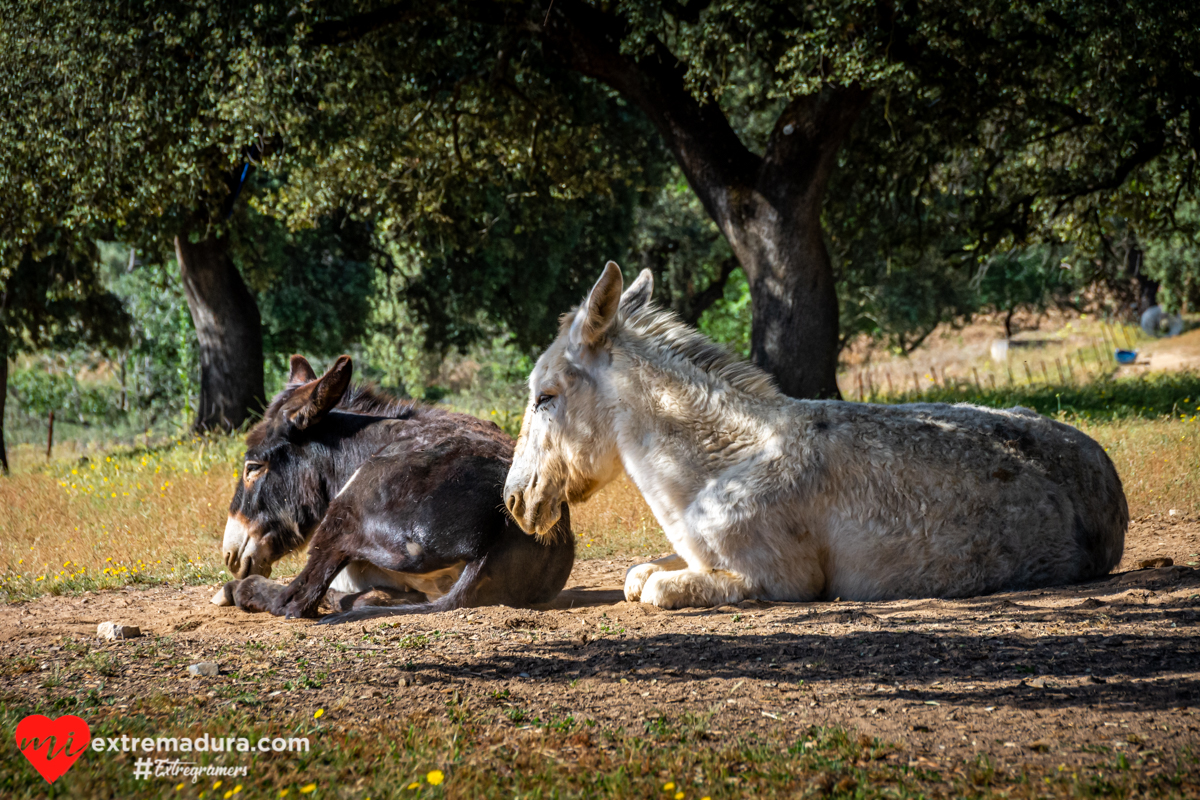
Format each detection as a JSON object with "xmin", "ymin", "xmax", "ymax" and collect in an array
[{"xmin": 216, "ymin": 355, "xmax": 574, "ymax": 623}]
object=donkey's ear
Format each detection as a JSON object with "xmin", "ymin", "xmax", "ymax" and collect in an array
[
  {"xmin": 570, "ymin": 261, "xmax": 623, "ymax": 349},
  {"xmin": 287, "ymin": 355, "xmax": 318, "ymax": 386},
  {"xmin": 619, "ymin": 269, "xmax": 653, "ymax": 317},
  {"xmin": 288, "ymin": 355, "xmax": 353, "ymax": 431}
]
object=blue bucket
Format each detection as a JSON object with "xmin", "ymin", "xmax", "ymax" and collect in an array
[{"xmin": 1115, "ymin": 349, "xmax": 1138, "ymax": 364}]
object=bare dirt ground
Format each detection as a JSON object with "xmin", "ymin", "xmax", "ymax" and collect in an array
[
  {"xmin": 1135, "ymin": 327, "xmax": 1200, "ymax": 374},
  {"xmin": 3, "ymin": 518, "xmax": 1199, "ymax": 781}
]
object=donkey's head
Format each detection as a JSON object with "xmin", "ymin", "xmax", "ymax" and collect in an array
[
  {"xmin": 221, "ymin": 354, "xmax": 353, "ymax": 578},
  {"xmin": 504, "ymin": 262, "xmax": 652, "ymax": 537}
]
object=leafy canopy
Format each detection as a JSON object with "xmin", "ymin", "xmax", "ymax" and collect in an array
[{"xmin": 2, "ymin": 0, "xmax": 1196, "ymax": 356}]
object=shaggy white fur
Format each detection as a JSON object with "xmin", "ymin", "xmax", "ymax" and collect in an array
[{"xmin": 504, "ymin": 263, "xmax": 1128, "ymax": 609}]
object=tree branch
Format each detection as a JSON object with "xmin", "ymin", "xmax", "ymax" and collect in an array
[
  {"xmin": 682, "ymin": 256, "xmax": 738, "ymax": 325},
  {"xmin": 309, "ymin": 2, "xmax": 425, "ymax": 46},
  {"xmin": 1049, "ymin": 128, "xmax": 1168, "ymax": 218},
  {"xmin": 660, "ymin": 0, "xmax": 713, "ymax": 25},
  {"xmin": 309, "ymin": 1, "xmax": 512, "ymax": 46},
  {"xmin": 538, "ymin": 0, "xmax": 760, "ymax": 220},
  {"xmin": 761, "ymin": 87, "xmax": 871, "ymax": 208}
]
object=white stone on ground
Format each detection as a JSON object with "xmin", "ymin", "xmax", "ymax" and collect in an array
[
  {"xmin": 97, "ymin": 621, "xmax": 141, "ymax": 640},
  {"xmin": 188, "ymin": 662, "xmax": 220, "ymax": 677}
]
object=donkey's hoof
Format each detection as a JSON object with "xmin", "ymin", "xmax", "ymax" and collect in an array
[
  {"xmin": 211, "ymin": 582, "xmax": 237, "ymax": 606},
  {"xmin": 623, "ymin": 562, "xmax": 662, "ymax": 602},
  {"xmin": 640, "ymin": 571, "xmax": 679, "ymax": 608},
  {"xmin": 641, "ymin": 569, "xmax": 746, "ymax": 610}
]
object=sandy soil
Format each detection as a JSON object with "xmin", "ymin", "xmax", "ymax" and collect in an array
[{"xmin": 3, "ymin": 519, "xmax": 1199, "ymax": 778}]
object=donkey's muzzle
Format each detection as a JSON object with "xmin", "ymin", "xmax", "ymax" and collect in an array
[
  {"xmin": 221, "ymin": 513, "xmax": 271, "ymax": 579},
  {"xmin": 504, "ymin": 486, "xmax": 562, "ymax": 539}
]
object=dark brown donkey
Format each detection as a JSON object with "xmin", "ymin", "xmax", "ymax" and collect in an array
[{"xmin": 211, "ymin": 355, "xmax": 574, "ymax": 624}]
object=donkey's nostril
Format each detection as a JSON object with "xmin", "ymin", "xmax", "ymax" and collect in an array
[{"xmin": 506, "ymin": 490, "xmax": 525, "ymax": 520}]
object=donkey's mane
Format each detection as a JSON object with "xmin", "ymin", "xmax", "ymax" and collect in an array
[
  {"xmin": 335, "ymin": 383, "xmax": 421, "ymax": 419},
  {"xmin": 619, "ymin": 304, "xmax": 781, "ymax": 400}
]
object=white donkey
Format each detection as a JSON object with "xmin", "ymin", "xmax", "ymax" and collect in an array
[{"xmin": 503, "ymin": 262, "xmax": 1128, "ymax": 609}]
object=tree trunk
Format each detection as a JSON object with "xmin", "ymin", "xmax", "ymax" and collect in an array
[
  {"xmin": 731, "ymin": 205, "xmax": 842, "ymax": 398},
  {"xmin": 0, "ymin": 347, "xmax": 9, "ymax": 475},
  {"xmin": 175, "ymin": 228, "xmax": 264, "ymax": 432}
]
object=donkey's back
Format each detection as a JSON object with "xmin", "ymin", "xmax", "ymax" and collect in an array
[{"xmin": 792, "ymin": 400, "xmax": 1127, "ymax": 600}]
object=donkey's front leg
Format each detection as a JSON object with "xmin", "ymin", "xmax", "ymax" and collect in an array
[
  {"xmin": 624, "ymin": 554, "xmax": 687, "ymax": 602},
  {"xmin": 211, "ymin": 578, "xmax": 285, "ymax": 613},
  {"xmin": 214, "ymin": 575, "xmax": 290, "ymax": 614},
  {"xmin": 639, "ymin": 568, "xmax": 750, "ymax": 609},
  {"xmin": 277, "ymin": 549, "xmax": 350, "ymax": 620}
]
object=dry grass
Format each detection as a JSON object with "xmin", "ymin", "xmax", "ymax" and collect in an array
[
  {"xmin": 3, "ymin": 404, "xmax": 1199, "ymax": 601},
  {"xmin": 1077, "ymin": 416, "xmax": 1200, "ymax": 520},
  {"xmin": 0, "ymin": 437, "xmax": 305, "ymax": 601},
  {"xmin": 569, "ymin": 472, "xmax": 665, "ymax": 558}
]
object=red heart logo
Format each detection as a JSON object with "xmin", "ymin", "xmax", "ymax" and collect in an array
[{"xmin": 15, "ymin": 714, "xmax": 91, "ymax": 783}]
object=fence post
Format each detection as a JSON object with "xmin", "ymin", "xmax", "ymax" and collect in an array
[{"xmin": 46, "ymin": 410, "xmax": 55, "ymax": 461}]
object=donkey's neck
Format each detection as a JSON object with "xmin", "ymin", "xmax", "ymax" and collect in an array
[
  {"xmin": 606, "ymin": 339, "xmax": 785, "ymax": 532},
  {"xmin": 309, "ymin": 412, "xmax": 408, "ymax": 503}
]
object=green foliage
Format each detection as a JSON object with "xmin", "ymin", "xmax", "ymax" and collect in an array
[
  {"xmin": 629, "ymin": 169, "xmax": 737, "ymax": 326},
  {"xmin": 5, "ymin": 211, "xmax": 380, "ymax": 439},
  {"xmin": 696, "ymin": 270, "xmax": 752, "ymax": 358},
  {"xmin": 974, "ymin": 245, "xmax": 1081, "ymax": 336},
  {"xmin": 233, "ymin": 201, "xmax": 376, "ymax": 364},
  {"xmin": 435, "ymin": 336, "xmax": 538, "ymax": 437},
  {"xmin": 1142, "ymin": 202, "xmax": 1200, "ymax": 315},
  {"xmin": 616, "ymin": 0, "xmax": 1199, "ymax": 241},
  {"xmin": 0, "ymin": 0, "xmax": 283, "ymax": 263},
  {"xmin": 814, "ymin": 0, "xmax": 1199, "ymax": 349},
  {"xmin": 0, "ymin": 232, "xmax": 130, "ymax": 356},
  {"xmin": 4, "ymin": 0, "xmax": 1199, "ymax": 396},
  {"xmin": 96, "ymin": 243, "xmax": 197, "ymax": 425},
  {"xmin": 233, "ymin": 9, "xmax": 668, "ymax": 355},
  {"xmin": 6, "ymin": 357, "xmax": 120, "ymax": 425},
  {"xmin": 358, "ymin": 252, "xmax": 441, "ymax": 397}
]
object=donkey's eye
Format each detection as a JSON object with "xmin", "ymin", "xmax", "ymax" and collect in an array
[
  {"xmin": 535, "ymin": 393, "xmax": 556, "ymax": 411},
  {"xmin": 244, "ymin": 461, "xmax": 264, "ymax": 477}
]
